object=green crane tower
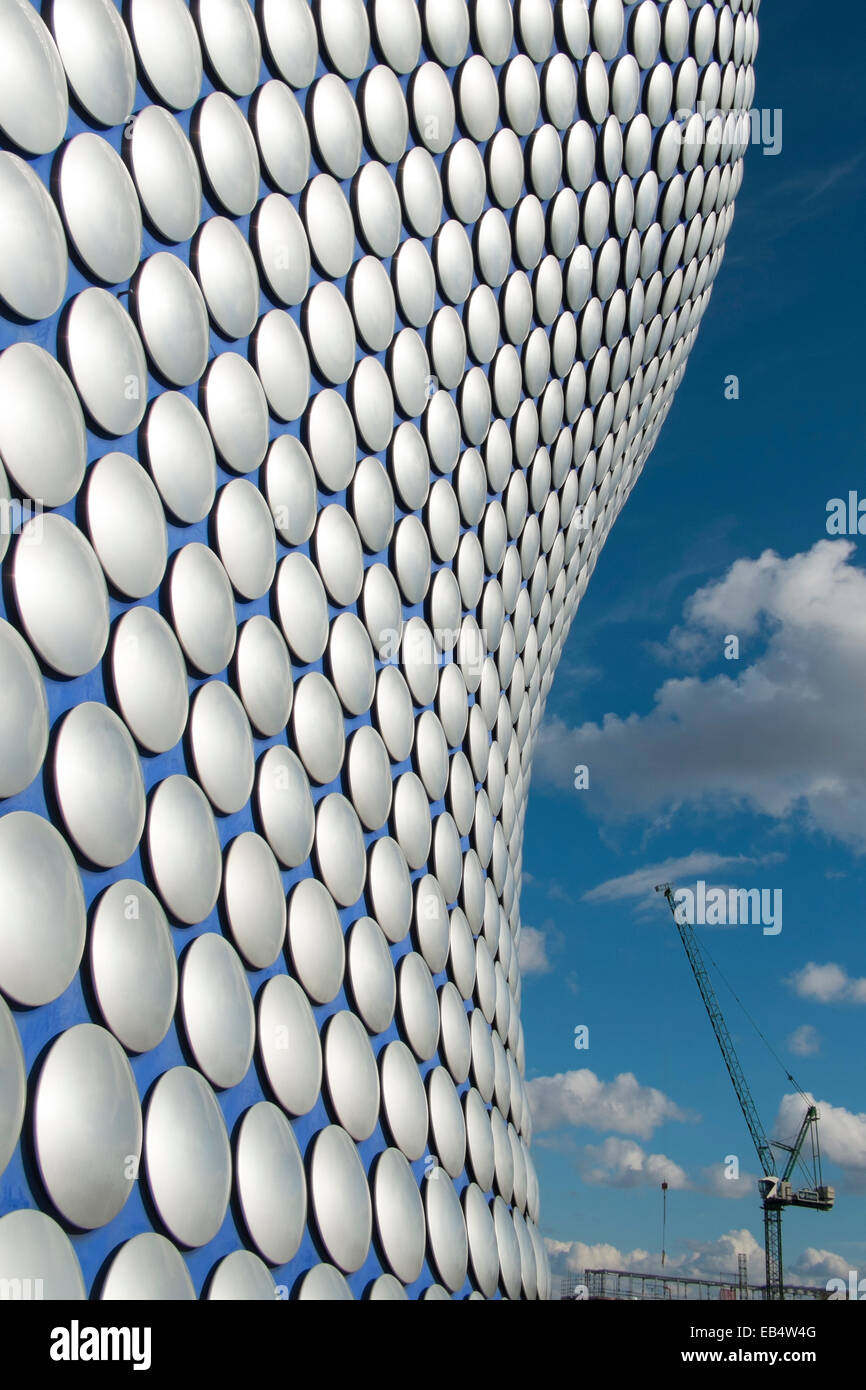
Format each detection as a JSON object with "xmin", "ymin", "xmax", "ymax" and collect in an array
[{"xmin": 655, "ymin": 884, "xmax": 835, "ymax": 1300}]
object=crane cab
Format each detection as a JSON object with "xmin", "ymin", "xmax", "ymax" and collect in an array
[{"xmin": 758, "ymin": 1176, "xmax": 787, "ymax": 1204}]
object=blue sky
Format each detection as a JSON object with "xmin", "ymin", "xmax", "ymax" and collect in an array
[{"xmin": 523, "ymin": 0, "xmax": 866, "ymax": 1292}]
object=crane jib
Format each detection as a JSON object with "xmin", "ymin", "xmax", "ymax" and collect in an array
[{"xmin": 654, "ymin": 884, "xmax": 834, "ymax": 1302}]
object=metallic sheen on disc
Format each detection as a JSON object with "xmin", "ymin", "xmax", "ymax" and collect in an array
[
  {"xmin": 134, "ymin": 252, "xmax": 209, "ymax": 387},
  {"xmin": 33, "ymin": 1022, "xmax": 141, "ymax": 1230},
  {"xmin": 180, "ymin": 932, "xmax": 254, "ymax": 1089},
  {"xmin": 111, "ymin": 606, "xmax": 188, "ymax": 755},
  {"xmin": 324, "ymin": 1010, "xmax": 380, "ymax": 1141},
  {"xmin": 287, "ymin": 877, "xmax": 345, "ymax": 1005},
  {"xmin": 215, "ymin": 478, "xmax": 276, "ymax": 601},
  {"xmin": 347, "ymin": 914, "xmax": 396, "ymax": 1034},
  {"xmin": 315, "ymin": 793, "xmax": 366, "ymax": 907},
  {"xmin": 0, "ymin": 995, "xmax": 25, "ymax": 1179},
  {"xmin": 291, "ymin": 671, "xmax": 345, "ymax": 783},
  {"xmin": 397, "ymin": 951, "xmax": 440, "ymax": 1061},
  {"xmin": 13, "ymin": 513, "xmax": 109, "ymax": 678},
  {"xmin": 196, "ymin": 91, "xmax": 261, "ymax": 217},
  {"xmin": 130, "ymin": 105, "xmax": 203, "ymax": 245},
  {"xmin": 425, "ymin": 1162, "xmax": 469, "ymax": 1292},
  {"xmin": 256, "ymin": 745, "xmax": 315, "ymax": 869},
  {"xmin": 223, "ymin": 832, "xmax": 286, "ymax": 970},
  {"xmin": 0, "ymin": 343, "xmax": 86, "ymax": 507},
  {"xmin": 144, "ymin": 390, "xmax": 216, "ymax": 524},
  {"xmin": 58, "ymin": 134, "xmax": 142, "ymax": 287},
  {"xmin": 380, "ymin": 1040, "xmax": 428, "ymax": 1161},
  {"xmin": 144, "ymin": 1066, "xmax": 232, "ymax": 1248},
  {"xmin": 203, "ymin": 353, "xmax": 269, "ymax": 474},
  {"xmin": 189, "ymin": 679, "xmax": 254, "ymax": 816},
  {"xmin": 65, "ymin": 288, "xmax": 148, "ymax": 438},
  {"xmin": 234, "ymin": 615, "xmax": 293, "ymax": 738},
  {"xmin": 428, "ymin": 1065, "xmax": 466, "ymax": 1179},
  {"xmin": 309, "ymin": 1124, "xmax": 372, "ymax": 1273},
  {"xmin": 297, "ymin": 1264, "xmax": 354, "ymax": 1300},
  {"xmin": 258, "ymin": 972, "xmax": 322, "ymax": 1116},
  {"xmin": 0, "ymin": 1210, "xmax": 84, "ymax": 1301},
  {"xmin": 235, "ymin": 1101, "xmax": 307, "ymax": 1265},
  {"xmin": 90, "ymin": 879, "xmax": 178, "ymax": 1054},
  {"xmin": 147, "ymin": 774, "xmax": 222, "ymax": 925},
  {"xmin": 346, "ymin": 725, "xmax": 392, "ymax": 831},
  {"xmin": 464, "ymin": 1182, "xmax": 499, "ymax": 1297},
  {"xmin": 0, "ymin": 812, "xmax": 86, "ymax": 1007},
  {"xmin": 0, "ymin": 0, "xmax": 68, "ymax": 155},
  {"xmin": 373, "ymin": 1146, "xmax": 426, "ymax": 1284},
  {"xmin": 197, "ymin": 0, "xmax": 261, "ymax": 97},
  {"xmin": 0, "ymin": 617, "xmax": 49, "ymax": 798},
  {"xmin": 53, "ymin": 702, "xmax": 145, "ymax": 869},
  {"xmin": 130, "ymin": 0, "xmax": 202, "ymax": 110},
  {"xmin": 367, "ymin": 835, "xmax": 413, "ymax": 944},
  {"xmin": 207, "ymin": 1250, "xmax": 275, "ymax": 1301},
  {"xmin": 100, "ymin": 1233, "xmax": 197, "ymax": 1300},
  {"xmin": 86, "ymin": 451, "xmax": 167, "ymax": 599},
  {"xmin": 169, "ymin": 542, "xmax": 236, "ymax": 676},
  {"xmin": 0, "ymin": 153, "xmax": 67, "ymax": 321},
  {"xmin": 51, "ymin": 0, "xmax": 136, "ymax": 127}
]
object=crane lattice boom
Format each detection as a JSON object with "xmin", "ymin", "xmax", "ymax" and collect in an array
[{"xmin": 655, "ymin": 884, "xmax": 834, "ymax": 1301}]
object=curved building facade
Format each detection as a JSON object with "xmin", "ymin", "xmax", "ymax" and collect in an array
[{"xmin": 0, "ymin": 0, "xmax": 758, "ymax": 1299}]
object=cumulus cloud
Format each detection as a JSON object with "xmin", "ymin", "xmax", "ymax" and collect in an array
[
  {"xmin": 546, "ymin": 1237, "xmax": 653, "ymax": 1278},
  {"xmin": 535, "ymin": 541, "xmax": 866, "ymax": 851},
  {"xmin": 774, "ymin": 1093, "xmax": 866, "ymax": 1174},
  {"xmin": 575, "ymin": 1137, "xmax": 688, "ymax": 1189},
  {"xmin": 787, "ymin": 1024, "xmax": 822, "ymax": 1056},
  {"xmin": 786, "ymin": 962, "xmax": 866, "ymax": 1005},
  {"xmin": 546, "ymin": 1228, "xmax": 765, "ymax": 1285},
  {"xmin": 676, "ymin": 1229, "xmax": 765, "ymax": 1283},
  {"xmin": 518, "ymin": 926, "xmax": 552, "ymax": 976},
  {"xmin": 790, "ymin": 1248, "xmax": 853, "ymax": 1285},
  {"xmin": 526, "ymin": 1068, "xmax": 692, "ymax": 1140}
]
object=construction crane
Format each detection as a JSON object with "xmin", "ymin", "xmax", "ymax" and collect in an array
[{"xmin": 655, "ymin": 883, "xmax": 835, "ymax": 1301}]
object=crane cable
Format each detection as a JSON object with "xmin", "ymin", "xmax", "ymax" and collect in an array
[
  {"xmin": 690, "ymin": 931, "xmax": 812, "ymax": 1105},
  {"xmin": 692, "ymin": 931, "xmax": 818, "ymax": 1185}
]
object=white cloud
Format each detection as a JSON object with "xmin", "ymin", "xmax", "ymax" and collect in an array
[
  {"xmin": 576, "ymin": 1137, "xmax": 688, "ymax": 1189},
  {"xmin": 786, "ymin": 962, "xmax": 866, "ymax": 1006},
  {"xmin": 675, "ymin": 1229, "xmax": 765, "ymax": 1283},
  {"xmin": 546, "ymin": 1237, "xmax": 653, "ymax": 1278},
  {"xmin": 518, "ymin": 926, "xmax": 552, "ymax": 976},
  {"xmin": 583, "ymin": 851, "xmax": 781, "ymax": 904},
  {"xmin": 526, "ymin": 1068, "xmax": 692, "ymax": 1140},
  {"xmin": 546, "ymin": 1228, "xmax": 764, "ymax": 1284},
  {"xmin": 790, "ymin": 1248, "xmax": 853, "ymax": 1285},
  {"xmin": 535, "ymin": 541, "xmax": 866, "ymax": 851},
  {"xmin": 698, "ymin": 1164, "xmax": 758, "ymax": 1200},
  {"xmin": 547, "ymin": 1230, "xmax": 851, "ymax": 1292},
  {"xmin": 787, "ymin": 1024, "xmax": 821, "ymax": 1056},
  {"xmin": 774, "ymin": 1093, "xmax": 866, "ymax": 1173}
]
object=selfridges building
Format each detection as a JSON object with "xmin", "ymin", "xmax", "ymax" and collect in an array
[{"xmin": 0, "ymin": 0, "xmax": 758, "ymax": 1300}]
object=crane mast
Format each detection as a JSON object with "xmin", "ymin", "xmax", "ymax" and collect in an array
[{"xmin": 655, "ymin": 884, "xmax": 834, "ymax": 1301}]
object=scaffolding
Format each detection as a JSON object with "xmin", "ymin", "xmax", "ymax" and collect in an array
[{"xmin": 561, "ymin": 1269, "xmax": 829, "ymax": 1301}]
